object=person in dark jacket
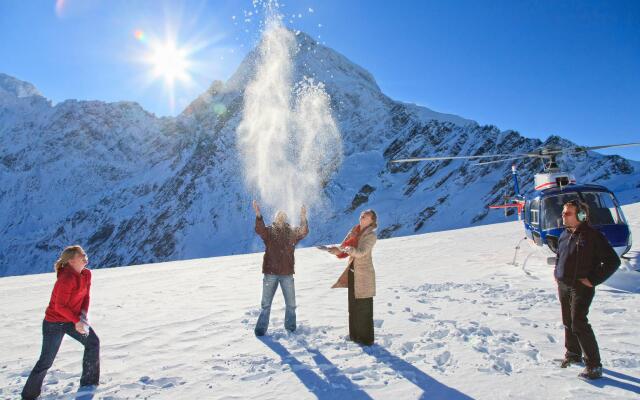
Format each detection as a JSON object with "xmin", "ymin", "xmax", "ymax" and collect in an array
[
  {"xmin": 554, "ymin": 200, "xmax": 620, "ymax": 380},
  {"xmin": 253, "ymin": 200, "xmax": 309, "ymax": 336},
  {"xmin": 22, "ymin": 245, "xmax": 100, "ymax": 400}
]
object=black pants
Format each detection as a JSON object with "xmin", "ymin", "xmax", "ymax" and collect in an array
[
  {"xmin": 22, "ymin": 320, "xmax": 100, "ymax": 400},
  {"xmin": 348, "ymin": 268, "xmax": 374, "ymax": 345},
  {"xmin": 558, "ymin": 280, "xmax": 601, "ymax": 367}
]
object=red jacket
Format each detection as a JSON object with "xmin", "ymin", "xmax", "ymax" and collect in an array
[{"xmin": 44, "ymin": 267, "xmax": 92, "ymax": 324}]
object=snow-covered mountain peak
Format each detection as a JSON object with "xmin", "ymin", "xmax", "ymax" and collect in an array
[
  {"xmin": 0, "ymin": 73, "xmax": 43, "ymax": 99},
  {"xmin": 291, "ymin": 31, "xmax": 380, "ymax": 89},
  {"xmin": 181, "ymin": 80, "xmax": 227, "ymax": 116}
]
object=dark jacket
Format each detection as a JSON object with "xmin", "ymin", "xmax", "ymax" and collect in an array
[
  {"xmin": 255, "ymin": 216, "xmax": 309, "ymax": 275},
  {"xmin": 554, "ymin": 222, "xmax": 621, "ymax": 286}
]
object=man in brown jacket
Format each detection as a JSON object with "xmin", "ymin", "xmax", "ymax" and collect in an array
[{"xmin": 253, "ymin": 200, "xmax": 309, "ymax": 336}]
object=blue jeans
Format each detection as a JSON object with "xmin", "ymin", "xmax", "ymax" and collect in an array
[
  {"xmin": 22, "ymin": 320, "xmax": 100, "ymax": 399},
  {"xmin": 255, "ymin": 274, "xmax": 296, "ymax": 335}
]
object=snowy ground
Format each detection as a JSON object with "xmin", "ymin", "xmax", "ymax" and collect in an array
[{"xmin": 1, "ymin": 204, "xmax": 639, "ymax": 400}]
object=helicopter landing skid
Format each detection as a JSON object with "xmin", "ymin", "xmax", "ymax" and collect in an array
[{"xmin": 507, "ymin": 237, "xmax": 528, "ymax": 267}]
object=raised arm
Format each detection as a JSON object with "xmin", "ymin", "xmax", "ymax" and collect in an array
[
  {"xmin": 294, "ymin": 205, "xmax": 309, "ymax": 242},
  {"xmin": 253, "ymin": 200, "xmax": 268, "ymax": 240}
]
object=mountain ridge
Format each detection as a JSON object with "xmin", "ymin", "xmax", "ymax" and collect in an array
[{"xmin": 1, "ymin": 31, "xmax": 638, "ymax": 276}]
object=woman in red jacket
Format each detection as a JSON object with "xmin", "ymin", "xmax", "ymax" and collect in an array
[{"xmin": 22, "ymin": 245, "xmax": 100, "ymax": 400}]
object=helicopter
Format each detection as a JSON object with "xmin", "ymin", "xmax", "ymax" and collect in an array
[{"xmin": 392, "ymin": 142, "xmax": 640, "ymax": 257}]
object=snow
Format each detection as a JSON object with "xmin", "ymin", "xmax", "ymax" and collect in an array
[
  {"xmin": 237, "ymin": 18, "xmax": 342, "ymax": 219},
  {"xmin": 1, "ymin": 203, "xmax": 638, "ymax": 399}
]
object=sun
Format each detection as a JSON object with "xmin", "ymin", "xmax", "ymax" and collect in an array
[
  {"xmin": 134, "ymin": 29, "xmax": 198, "ymax": 112},
  {"xmin": 147, "ymin": 40, "xmax": 191, "ymax": 87},
  {"xmin": 131, "ymin": 20, "xmax": 228, "ymax": 113}
]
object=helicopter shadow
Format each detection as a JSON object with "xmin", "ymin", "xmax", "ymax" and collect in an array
[
  {"xmin": 621, "ymin": 250, "xmax": 640, "ymax": 270},
  {"xmin": 599, "ymin": 251, "xmax": 640, "ymax": 294}
]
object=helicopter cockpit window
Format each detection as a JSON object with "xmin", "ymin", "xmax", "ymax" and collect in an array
[
  {"xmin": 581, "ymin": 192, "xmax": 623, "ymax": 225},
  {"xmin": 542, "ymin": 194, "xmax": 579, "ymax": 230},
  {"xmin": 542, "ymin": 192, "xmax": 624, "ymax": 229}
]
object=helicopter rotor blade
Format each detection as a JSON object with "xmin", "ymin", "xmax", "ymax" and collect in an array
[
  {"xmin": 391, "ymin": 142, "xmax": 639, "ymax": 163},
  {"xmin": 531, "ymin": 142, "xmax": 640, "ymax": 156},
  {"xmin": 472, "ymin": 156, "xmax": 530, "ymax": 166},
  {"xmin": 392, "ymin": 153, "xmax": 528, "ymax": 163},
  {"xmin": 504, "ymin": 142, "xmax": 640, "ymax": 158},
  {"xmin": 569, "ymin": 142, "xmax": 640, "ymax": 153}
]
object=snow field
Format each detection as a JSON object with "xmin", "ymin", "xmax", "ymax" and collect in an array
[{"xmin": 1, "ymin": 204, "xmax": 639, "ymax": 399}]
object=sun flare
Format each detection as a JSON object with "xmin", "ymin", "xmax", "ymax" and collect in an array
[
  {"xmin": 132, "ymin": 20, "xmax": 226, "ymax": 113},
  {"xmin": 147, "ymin": 40, "xmax": 191, "ymax": 87}
]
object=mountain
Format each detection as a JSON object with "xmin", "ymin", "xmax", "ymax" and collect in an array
[{"xmin": 1, "ymin": 32, "xmax": 639, "ymax": 276}]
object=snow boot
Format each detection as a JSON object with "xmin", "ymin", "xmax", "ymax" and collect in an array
[
  {"xmin": 578, "ymin": 366, "xmax": 603, "ymax": 380},
  {"xmin": 560, "ymin": 354, "xmax": 583, "ymax": 368}
]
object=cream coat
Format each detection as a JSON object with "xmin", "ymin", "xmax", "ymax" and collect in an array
[{"xmin": 331, "ymin": 225, "xmax": 377, "ymax": 298}]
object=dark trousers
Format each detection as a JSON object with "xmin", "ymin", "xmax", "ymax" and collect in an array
[
  {"xmin": 557, "ymin": 280, "xmax": 601, "ymax": 367},
  {"xmin": 348, "ymin": 268, "xmax": 374, "ymax": 345},
  {"xmin": 22, "ymin": 320, "xmax": 100, "ymax": 400}
]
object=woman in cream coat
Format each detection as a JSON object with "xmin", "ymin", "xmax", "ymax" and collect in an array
[{"xmin": 328, "ymin": 209, "xmax": 377, "ymax": 345}]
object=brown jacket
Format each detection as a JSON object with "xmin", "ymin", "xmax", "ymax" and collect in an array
[
  {"xmin": 255, "ymin": 216, "xmax": 309, "ymax": 275},
  {"xmin": 332, "ymin": 225, "xmax": 377, "ymax": 298}
]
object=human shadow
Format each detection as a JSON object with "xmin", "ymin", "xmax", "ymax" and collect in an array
[
  {"xmin": 580, "ymin": 368, "xmax": 640, "ymax": 394},
  {"xmin": 259, "ymin": 336, "xmax": 372, "ymax": 400},
  {"xmin": 74, "ymin": 385, "xmax": 97, "ymax": 400},
  {"xmin": 604, "ymin": 368, "xmax": 640, "ymax": 385},
  {"xmin": 362, "ymin": 344, "xmax": 474, "ymax": 400}
]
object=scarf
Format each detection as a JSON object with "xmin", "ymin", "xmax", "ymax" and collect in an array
[{"xmin": 336, "ymin": 224, "xmax": 361, "ymax": 259}]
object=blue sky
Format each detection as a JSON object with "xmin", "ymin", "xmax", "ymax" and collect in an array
[{"xmin": 1, "ymin": 0, "xmax": 638, "ymax": 160}]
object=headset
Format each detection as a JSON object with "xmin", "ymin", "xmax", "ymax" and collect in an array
[{"xmin": 566, "ymin": 199, "xmax": 589, "ymax": 222}]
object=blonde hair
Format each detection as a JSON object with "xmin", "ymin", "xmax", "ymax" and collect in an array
[
  {"xmin": 362, "ymin": 209, "xmax": 378, "ymax": 228},
  {"xmin": 273, "ymin": 211, "xmax": 288, "ymax": 227},
  {"xmin": 54, "ymin": 245, "xmax": 85, "ymax": 273}
]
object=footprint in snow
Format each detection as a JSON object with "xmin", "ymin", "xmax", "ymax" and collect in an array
[{"xmin": 434, "ymin": 351, "xmax": 451, "ymax": 367}]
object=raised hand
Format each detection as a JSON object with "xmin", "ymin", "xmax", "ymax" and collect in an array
[
  {"xmin": 252, "ymin": 200, "xmax": 261, "ymax": 217},
  {"xmin": 300, "ymin": 205, "xmax": 307, "ymax": 219}
]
